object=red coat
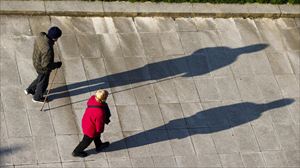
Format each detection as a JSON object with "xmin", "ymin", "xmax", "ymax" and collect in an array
[{"xmin": 82, "ymin": 95, "xmax": 106, "ymax": 138}]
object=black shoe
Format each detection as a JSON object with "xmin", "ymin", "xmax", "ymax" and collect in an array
[
  {"xmin": 72, "ymin": 151, "xmax": 88, "ymax": 158},
  {"xmin": 24, "ymin": 89, "xmax": 34, "ymax": 95},
  {"xmin": 32, "ymin": 97, "xmax": 48, "ymax": 104},
  {"xmin": 96, "ymin": 142, "xmax": 110, "ymax": 152}
]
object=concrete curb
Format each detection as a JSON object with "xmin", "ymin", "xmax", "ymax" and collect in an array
[{"xmin": 0, "ymin": 1, "xmax": 299, "ymax": 18}]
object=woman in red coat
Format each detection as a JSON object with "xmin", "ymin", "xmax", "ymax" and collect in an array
[{"xmin": 72, "ymin": 89, "xmax": 111, "ymax": 157}]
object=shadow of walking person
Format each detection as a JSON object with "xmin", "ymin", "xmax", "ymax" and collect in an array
[
  {"xmin": 48, "ymin": 43, "xmax": 268, "ymax": 101},
  {"xmin": 94, "ymin": 98, "xmax": 293, "ymax": 153}
]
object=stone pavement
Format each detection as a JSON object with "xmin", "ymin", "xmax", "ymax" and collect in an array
[{"xmin": 0, "ymin": 15, "xmax": 300, "ymax": 168}]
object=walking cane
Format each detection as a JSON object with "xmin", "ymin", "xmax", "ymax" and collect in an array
[{"xmin": 40, "ymin": 69, "xmax": 58, "ymax": 111}]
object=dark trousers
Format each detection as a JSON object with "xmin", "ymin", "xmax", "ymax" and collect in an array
[
  {"xmin": 73, "ymin": 135, "xmax": 102, "ymax": 154},
  {"xmin": 27, "ymin": 72, "xmax": 50, "ymax": 100}
]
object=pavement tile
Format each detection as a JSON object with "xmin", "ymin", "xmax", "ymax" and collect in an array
[
  {"xmin": 33, "ymin": 136, "xmax": 60, "ymax": 163},
  {"xmin": 1, "ymin": 16, "xmax": 31, "ymax": 36},
  {"xmin": 76, "ymin": 34, "xmax": 102, "ymax": 58},
  {"xmin": 231, "ymin": 53, "xmax": 255, "ymax": 76},
  {"xmin": 130, "ymin": 157, "xmax": 154, "ymax": 168},
  {"xmin": 287, "ymin": 97, "xmax": 300, "ymax": 124},
  {"xmin": 267, "ymin": 99, "xmax": 293, "ymax": 125},
  {"xmin": 181, "ymin": 103, "xmax": 207, "ymax": 128},
  {"xmin": 152, "ymin": 156, "xmax": 177, "ymax": 168},
  {"xmin": 167, "ymin": 129, "xmax": 195, "ymax": 156},
  {"xmin": 160, "ymin": 32, "xmax": 184, "ymax": 56},
  {"xmin": 138, "ymin": 104, "xmax": 164, "ymax": 130},
  {"xmin": 276, "ymin": 74, "xmax": 300, "ymax": 98},
  {"xmin": 255, "ymin": 75, "xmax": 282, "ymax": 100},
  {"xmin": 241, "ymin": 152, "xmax": 265, "ymax": 168},
  {"xmin": 102, "ymin": 132, "xmax": 129, "ymax": 159},
  {"xmin": 28, "ymin": 16, "xmax": 51, "ymax": 36},
  {"xmin": 0, "ymin": 111, "xmax": 8, "ymax": 140},
  {"xmin": 280, "ymin": 28, "xmax": 300, "ymax": 51},
  {"xmin": 139, "ymin": 33, "xmax": 164, "ymax": 57},
  {"xmin": 153, "ymin": 80, "xmax": 179, "ymax": 103},
  {"xmin": 263, "ymin": 151, "xmax": 289, "ymax": 167},
  {"xmin": 62, "ymin": 161, "xmax": 86, "ymax": 168},
  {"xmin": 173, "ymin": 78, "xmax": 199, "ymax": 103},
  {"xmin": 27, "ymin": 108, "xmax": 55, "ymax": 136},
  {"xmin": 219, "ymin": 153, "xmax": 244, "ymax": 168},
  {"xmin": 117, "ymin": 105, "xmax": 143, "ymax": 131},
  {"xmin": 201, "ymin": 101, "xmax": 231, "ymax": 128},
  {"xmin": 0, "ymin": 139, "xmax": 13, "ymax": 166},
  {"xmin": 255, "ymin": 18, "xmax": 285, "ymax": 54},
  {"xmin": 211, "ymin": 128, "xmax": 239, "ymax": 154},
  {"xmin": 287, "ymin": 51, "xmax": 300, "ymax": 74},
  {"xmin": 2, "ymin": 96, "xmax": 31, "ymax": 138},
  {"xmin": 124, "ymin": 57, "xmax": 151, "ymax": 81},
  {"xmin": 131, "ymin": 82, "xmax": 158, "ymax": 105},
  {"xmin": 118, "ymin": 33, "xmax": 144, "ymax": 57},
  {"xmin": 123, "ymin": 131, "xmax": 151, "ymax": 158},
  {"xmin": 113, "ymin": 17, "xmax": 137, "ymax": 33},
  {"xmin": 175, "ymin": 18, "xmax": 197, "ymax": 32},
  {"xmin": 159, "ymin": 103, "xmax": 186, "ymax": 129},
  {"xmin": 194, "ymin": 18, "xmax": 217, "ymax": 31},
  {"xmin": 108, "ymin": 158, "xmax": 132, "ymax": 168},
  {"xmin": 71, "ymin": 17, "xmax": 96, "ymax": 35},
  {"xmin": 0, "ymin": 57, "xmax": 21, "ymax": 86},
  {"xmin": 99, "ymin": 34, "xmax": 123, "ymax": 58},
  {"xmin": 250, "ymin": 52, "xmax": 274, "ymax": 75},
  {"xmin": 91, "ymin": 17, "xmax": 116, "ymax": 34},
  {"xmin": 194, "ymin": 77, "xmax": 220, "ymax": 102},
  {"xmin": 215, "ymin": 76, "xmax": 241, "ymax": 101},
  {"xmin": 9, "ymin": 137, "xmax": 36, "ymax": 165},
  {"xmin": 111, "ymin": 83, "xmax": 136, "ymax": 105},
  {"xmin": 235, "ymin": 75, "xmax": 264, "ymax": 101},
  {"xmin": 105, "ymin": 57, "xmax": 128, "ymax": 81},
  {"xmin": 169, "ymin": 55, "xmax": 194, "ymax": 78},
  {"xmin": 197, "ymin": 154, "xmax": 222, "ymax": 167},
  {"xmin": 58, "ymin": 35, "xmax": 81, "ymax": 60},
  {"xmin": 251, "ymin": 111, "xmax": 281, "ymax": 151},
  {"xmin": 50, "ymin": 106, "xmax": 78, "ymax": 135},
  {"xmin": 38, "ymin": 163, "xmax": 62, "ymax": 168},
  {"xmin": 267, "ymin": 52, "xmax": 294, "ymax": 75},
  {"xmin": 175, "ymin": 155, "xmax": 200, "ymax": 167},
  {"xmin": 145, "ymin": 129, "xmax": 173, "ymax": 156},
  {"xmin": 285, "ymin": 150, "xmax": 300, "ymax": 167},
  {"xmin": 15, "ymin": 165, "xmax": 38, "ymax": 168},
  {"xmin": 156, "ymin": 17, "xmax": 177, "ymax": 32},
  {"xmin": 134, "ymin": 17, "xmax": 159, "ymax": 33},
  {"xmin": 234, "ymin": 18, "xmax": 262, "ymax": 45},
  {"xmin": 233, "ymin": 123, "xmax": 260, "ymax": 152},
  {"xmin": 82, "ymin": 58, "xmax": 107, "ymax": 80},
  {"xmin": 189, "ymin": 128, "xmax": 218, "ymax": 155},
  {"xmin": 62, "ymin": 58, "xmax": 87, "ymax": 83},
  {"xmin": 179, "ymin": 32, "xmax": 203, "ymax": 55},
  {"xmin": 273, "ymin": 123, "xmax": 300, "ymax": 151},
  {"xmin": 85, "ymin": 159, "xmax": 109, "ymax": 168},
  {"xmin": 56, "ymin": 135, "xmax": 82, "ymax": 162},
  {"xmin": 147, "ymin": 57, "xmax": 173, "ymax": 80}
]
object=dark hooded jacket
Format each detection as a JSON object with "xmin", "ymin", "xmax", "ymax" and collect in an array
[{"xmin": 32, "ymin": 32, "xmax": 56, "ymax": 73}]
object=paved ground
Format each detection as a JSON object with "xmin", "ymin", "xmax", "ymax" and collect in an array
[{"xmin": 0, "ymin": 15, "xmax": 299, "ymax": 168}]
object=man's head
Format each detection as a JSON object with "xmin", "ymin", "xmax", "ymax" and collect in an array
[
  {"xmin": 95, "ymin": 90, "xmax": 109, "ymax": 102},
  {"xmin": 47, "ymin": 26, "xmax": 62, "ymax": 41}
]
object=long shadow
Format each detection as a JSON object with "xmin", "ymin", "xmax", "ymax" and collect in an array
[
  {"xmin": 89, "ymin": 98, "xmax": 293, "ymax": 153},
  {"xmin": 48, "ymin": 43, "xmax": 268, "ymax": 101},
  {"xmin": 0, "ymin": 145, "xmax": 22, "ymax": 156}
]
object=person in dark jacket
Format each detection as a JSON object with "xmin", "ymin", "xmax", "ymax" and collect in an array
[
  {"xmin": 72, "ymin": 89, "xmax": 111, "ymax": 157},
  {"xmin": 24, "ymin": 26, "xmax": 62, "ymax": 103}
]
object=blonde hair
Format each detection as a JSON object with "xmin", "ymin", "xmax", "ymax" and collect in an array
[{"xmin": 95, "ymin": 90, "xmax": 109, "ymax": 102}]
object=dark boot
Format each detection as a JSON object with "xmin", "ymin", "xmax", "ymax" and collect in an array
[
  {"xmin": 96, "ymin": 142, "xmax": 110, "ymax": 152},
  {"xmin": 72, "ymin": 151, "xmax": 88, "ymax": 158}
]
